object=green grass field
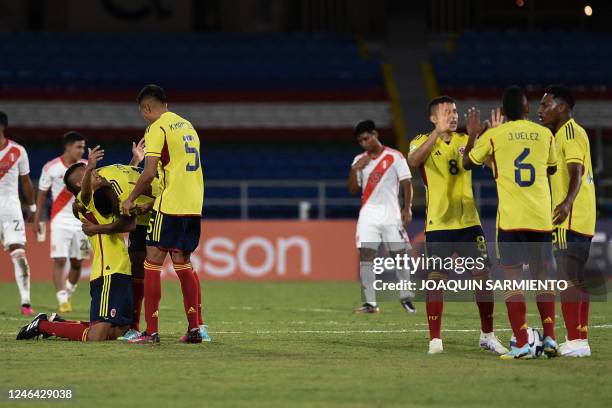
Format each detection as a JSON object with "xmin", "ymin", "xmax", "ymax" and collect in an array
[{"xmin": 1, "ymin": 281, "xmax": 611, "ymax": 408}]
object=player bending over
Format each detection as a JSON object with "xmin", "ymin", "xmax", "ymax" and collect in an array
[
  {"xmin": 33, "ymin": 131, "xmax": 89, "ymax": 313},
  {"xmin": 408, "ymin": 96, "xmax": 507, "ymax": 355},
  {"xmin": 17, "ymin": 147, "xmax": 135, "ymax": 341},
  {"xmin": 463, "ymin": 86, "xmax": 559, "ymax": 360},
  {"xmin": 348, "ymin": 119, "xmax": 416, "ymax": 314},
  {"xmin": 122, "ymin": 84, "xmax": 207, "ymax": 344},
  {"xmin": 538, "ymin": 85, "xmax": 596, "ymax": 357},
  {"xmin": 0, "ymin": 111, "xmax": 36, "ymax": 315}
]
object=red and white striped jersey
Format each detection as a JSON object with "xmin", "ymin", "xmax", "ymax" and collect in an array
[
  {"xmin": 352, "ymin": 147, "xmax": 411, "ymax": 224},
  {"xmin": 0, "ymin": 139, "xmax": 30, "ymax": 212},
  {"xmin": 38, "ymin": 156, "xmax": 83, "ymax": 227}
]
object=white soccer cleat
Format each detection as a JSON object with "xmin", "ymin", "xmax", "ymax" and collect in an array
[
  {"xmin": 559, "ymin": 338, "xmax": 591, "ymax": 357},
  {"xmin": 428, "ymin": 338, "xmax": 443, "ymax": 355},
  {"xmin": 479, "ymin": 331, "xmax": 509, "ymax": 355}
]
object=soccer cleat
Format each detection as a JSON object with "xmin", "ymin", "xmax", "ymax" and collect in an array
[
  {"xmin": 428, "ymin": 338, "xmax": 443, "ymax": 354},
  {"xmin": 16, "ymin": 313, "xmax": 47, "ymax": 340},
  {"xmin": 500, "ymin": 344, "xmax": 532, "ymax": 360},
  {"xmin": 353, "ymin": 303, "xmax": 380, "ymax": 314},
  {"xmin": 20, "ymin": 304, "xmax": 35, "ymax": 316},
  {"xmin": 479, "ymin": 332, "xmax": 509, "ymax": 355},
  {"xmin": 179, "ymin": 328, "xmax": 203, "ymax": 344},
  {"xmin": 559, "ymin": 338, "xmax": 591, "ymax": 357},
  {"xmin": 128, "ymin": 332, "xmax": 160, "ymax": 344},
  {"xmin": 117, "ymin": 329, "xmax": 142, "ymax": 342},
  {"xmin": 58, "ymin": 301, "xmax": 72, "ymax": 313},
  {"xmin": 199, "ymin": 324, "xmax": 212, "ymax": 342},
  {"xmin": 542, "ymin": 336, "xmax": 559, "ymax": 358},
  {"xmin": 400, "ymin": 298, "xmax": 416, "ymax": 313}
]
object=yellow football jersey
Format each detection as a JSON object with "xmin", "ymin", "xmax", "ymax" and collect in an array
[
  {"xmin": 468, "ymin": 119, "xmax": 557, "ymax": 232},
  {"xmin": 550, "ymin": 119, "xmax": 596, "ymax": 236},
  {"xmin": 144, "ymin": 111, "xmax": 204, "ymax": 216},
  {"xmin": 97, "ymin": 164, "xmax": 160, "ymax": 226},
  {"xmin": 76, "ymin": 191, "xmax": 131, "ymax": 281},
  {"xmin": 409, "ymin": 132, "xmax": 481, "ymax": 231}
]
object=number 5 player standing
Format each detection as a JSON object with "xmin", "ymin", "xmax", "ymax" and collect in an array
[{"xmin": 122, "ymin": 85, "xmax": 208, "ymax": 344}]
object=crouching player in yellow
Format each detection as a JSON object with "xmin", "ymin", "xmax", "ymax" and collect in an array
[{"xmin": 17, "ymin": 146, "xmax": 136, "ymax": 341}]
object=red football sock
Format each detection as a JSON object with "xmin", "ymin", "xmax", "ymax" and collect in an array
[
  {"xmin": 579, "ymin": 291, "xmax": 590, "ymax": 340},
  {"xmin": 39, "ymin": 321, "xmax": 89, "ymax": 341},
  {"xmin": 475, "ymin": 289, "xmax": 494, "ymax": 334},
  {"xmin": 426, "ymin": 289, "xmax": 443, "ymax": 340},
  {"xmin": 536, "ymin": 291, "xmax": 556, "ymax": 339},
  {"xmin": 560, "ymin": 284, "xmax": 581, "ymax": 340},
  {"xmin": 505, "ymin": 291, "xmax": 528, "ymax": 347},
  {"xmin": 174, "ymin": 263, "xmax": 199, "ymax": 330},
  {"xmin": 131, "ymin": 277, "xmax": 145, "ymax": 331},
  {"xmin": 143, "ymin": 259, "xmax": 163, "ymax": 335},
  {"xmin": 193, "ymin": 271, "xmax": 203, "ymax": 326}
]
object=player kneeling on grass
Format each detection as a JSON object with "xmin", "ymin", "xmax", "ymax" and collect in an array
[{"xmin": 17, "ymin": 147, "xmax": 135, "ymax": 341}]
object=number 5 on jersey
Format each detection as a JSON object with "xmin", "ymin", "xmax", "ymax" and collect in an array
[{"xmin": 183, "ymin": 135, "xmax": 200, "ymax": 172}]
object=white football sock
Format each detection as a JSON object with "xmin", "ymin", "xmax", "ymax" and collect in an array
[
  {"xmin": 65, "ymin": 279, "xmax": 77, "ymax": 296},
  {"xmin": 394, "ymin": 267, "xmax": 414, "ymax": 300},
  {"xmin": 11, "ymin": 249, "xmax": 31, "ymax": 305},
  {"xmin": 56, "ymin": 290, "xmax": 69, "ymax": 304},
  {"xmin": 359, "ymin": 261, "xmax": 377, "ymax": 305}
]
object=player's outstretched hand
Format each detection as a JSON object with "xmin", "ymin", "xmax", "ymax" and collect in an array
[
  {"xmin": 465, "ymin": 107, "xmax": 484, "ymax": 137},
  {"xmin": 490, "ymin": 107, "xmax": 504, "ymax": 128},
  {"xmin": 131, "ymin": 138, "xmax": 145, "ymax": 165},
  {"xmin": 86, "ymin": 146, "xmax": 104, "ymax": 169},
  {"xmin": 352, "ymin": 155, "xmax": 372, "ymax": 170}
]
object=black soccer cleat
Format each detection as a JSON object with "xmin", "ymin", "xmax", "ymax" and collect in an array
[
  {"xmin": 400, "ymin": 298, "xmax": 417, "ymax": 313},
  {"xmin": 16, "ymin": 313, "xmax": 48, "ymax": 340},
  {"xmin": 185, "ymin": 328, "xmax": 203, "ymax": 344},
  {"xmin": 353, "ymin": 303, "xmax": 380, "ymax": 314}
]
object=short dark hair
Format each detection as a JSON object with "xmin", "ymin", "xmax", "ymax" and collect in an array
[
  {"xmin": 428, "ymin": 96, "xmax": 455, "ymax": 116},
  {"xmin": 64, "ymin": 162, "xmax": 86, "ymax": 196},
  {"xmin": 545, "ymin": 84, "xmax": 575, "ymax": 110},
  {"xmin": 0, "ymin": 111, "xmax": 7, "ymax": 128},
  {"xmin": 62, "ymin": 131, "xmax": 85, "ymax": 148},
  {"xmin": 136, "ymin": 84, "xmax": 167, "ymax": 104},
  {"xmin": 502, "ymin": 86, "xmax": 526, "ymax": 121},
  {"xmin": 354, "ymin": 119, "xmax": 376, "ymax": 136},
  {"xmin": 93, "ymin": 186, "xmax": 114, "ymax": 216}
]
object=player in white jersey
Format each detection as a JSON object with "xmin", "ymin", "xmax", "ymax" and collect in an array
[
  {"xmin": 0, "ymin": 112, "xmax": 36, "ymax": 315},
  {"xmin": 32, "ymin": 132, "xmax": 89, "ymax": 313},
  {"xmin": 348, "ymin": 120, "xmax": 415, "ymax": 313}
]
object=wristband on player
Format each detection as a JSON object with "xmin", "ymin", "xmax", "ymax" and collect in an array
[{"xmin": 28, "ymin": 204, "xmax": 37, "ymax": 212}]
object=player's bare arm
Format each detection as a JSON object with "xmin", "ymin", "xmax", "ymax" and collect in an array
[
  {"xmin": 400, "ymin": 178, "xmax": 412, "ymax": 224},
  {"xmin": 19, "ymin": 174, "xmax": 36, "ymax": 223},
  {"xmin": 348, "ymin": 155, "xmax": 370, "ymax": 195},
  {"xmin": 80, "ymin": 146, "xmax": 104, "ymax": 207},
  {"xmin": 553, "ymin": 162, "xmax": 583, "ymax": 225},
  {"xmin": 122, "ymin": 155, "xmax": 158, "ymax": 214},
  {"xmin": 407, "ymin": 104, "xmax": 454, "ymax": 167},
  {"xmin": 81, "ymin": 215, "xmax": 136, "ymax": 236},
  {"xmin": 31, "ymin": 188, "xmax": 48, "ymax": 233}
]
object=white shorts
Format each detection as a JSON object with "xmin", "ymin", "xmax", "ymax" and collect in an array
[
  {"xmin": 356, "ymin": 219, "xmax": 411, "ymax": 252},
  {"xmin": 50, "ymin": 223, "xmax": 90, "ymax": 260},
  {"xmin": 0, "ymin": 210, "xmax": 26, "ymax": 250}
]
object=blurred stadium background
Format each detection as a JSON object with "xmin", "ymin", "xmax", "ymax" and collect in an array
[{"xmin": 1, "ymin": 0, "xmax": 611, "ymax": 281}]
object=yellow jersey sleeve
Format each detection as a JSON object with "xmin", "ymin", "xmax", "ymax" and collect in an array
[
  {"xmin": 409, "ymin": 134, "xmax": 428, "ymax": 153},
  {"xmin": 145, "ymin": 124, "xmax": 165, "ymax": 158},
  {"xmin": 563, "ymin": 127, "xmax": 587, "ymax": 165},
  {"xmin": 468, "ymin": 131, "xmax": 492, "ymax": 165}
]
